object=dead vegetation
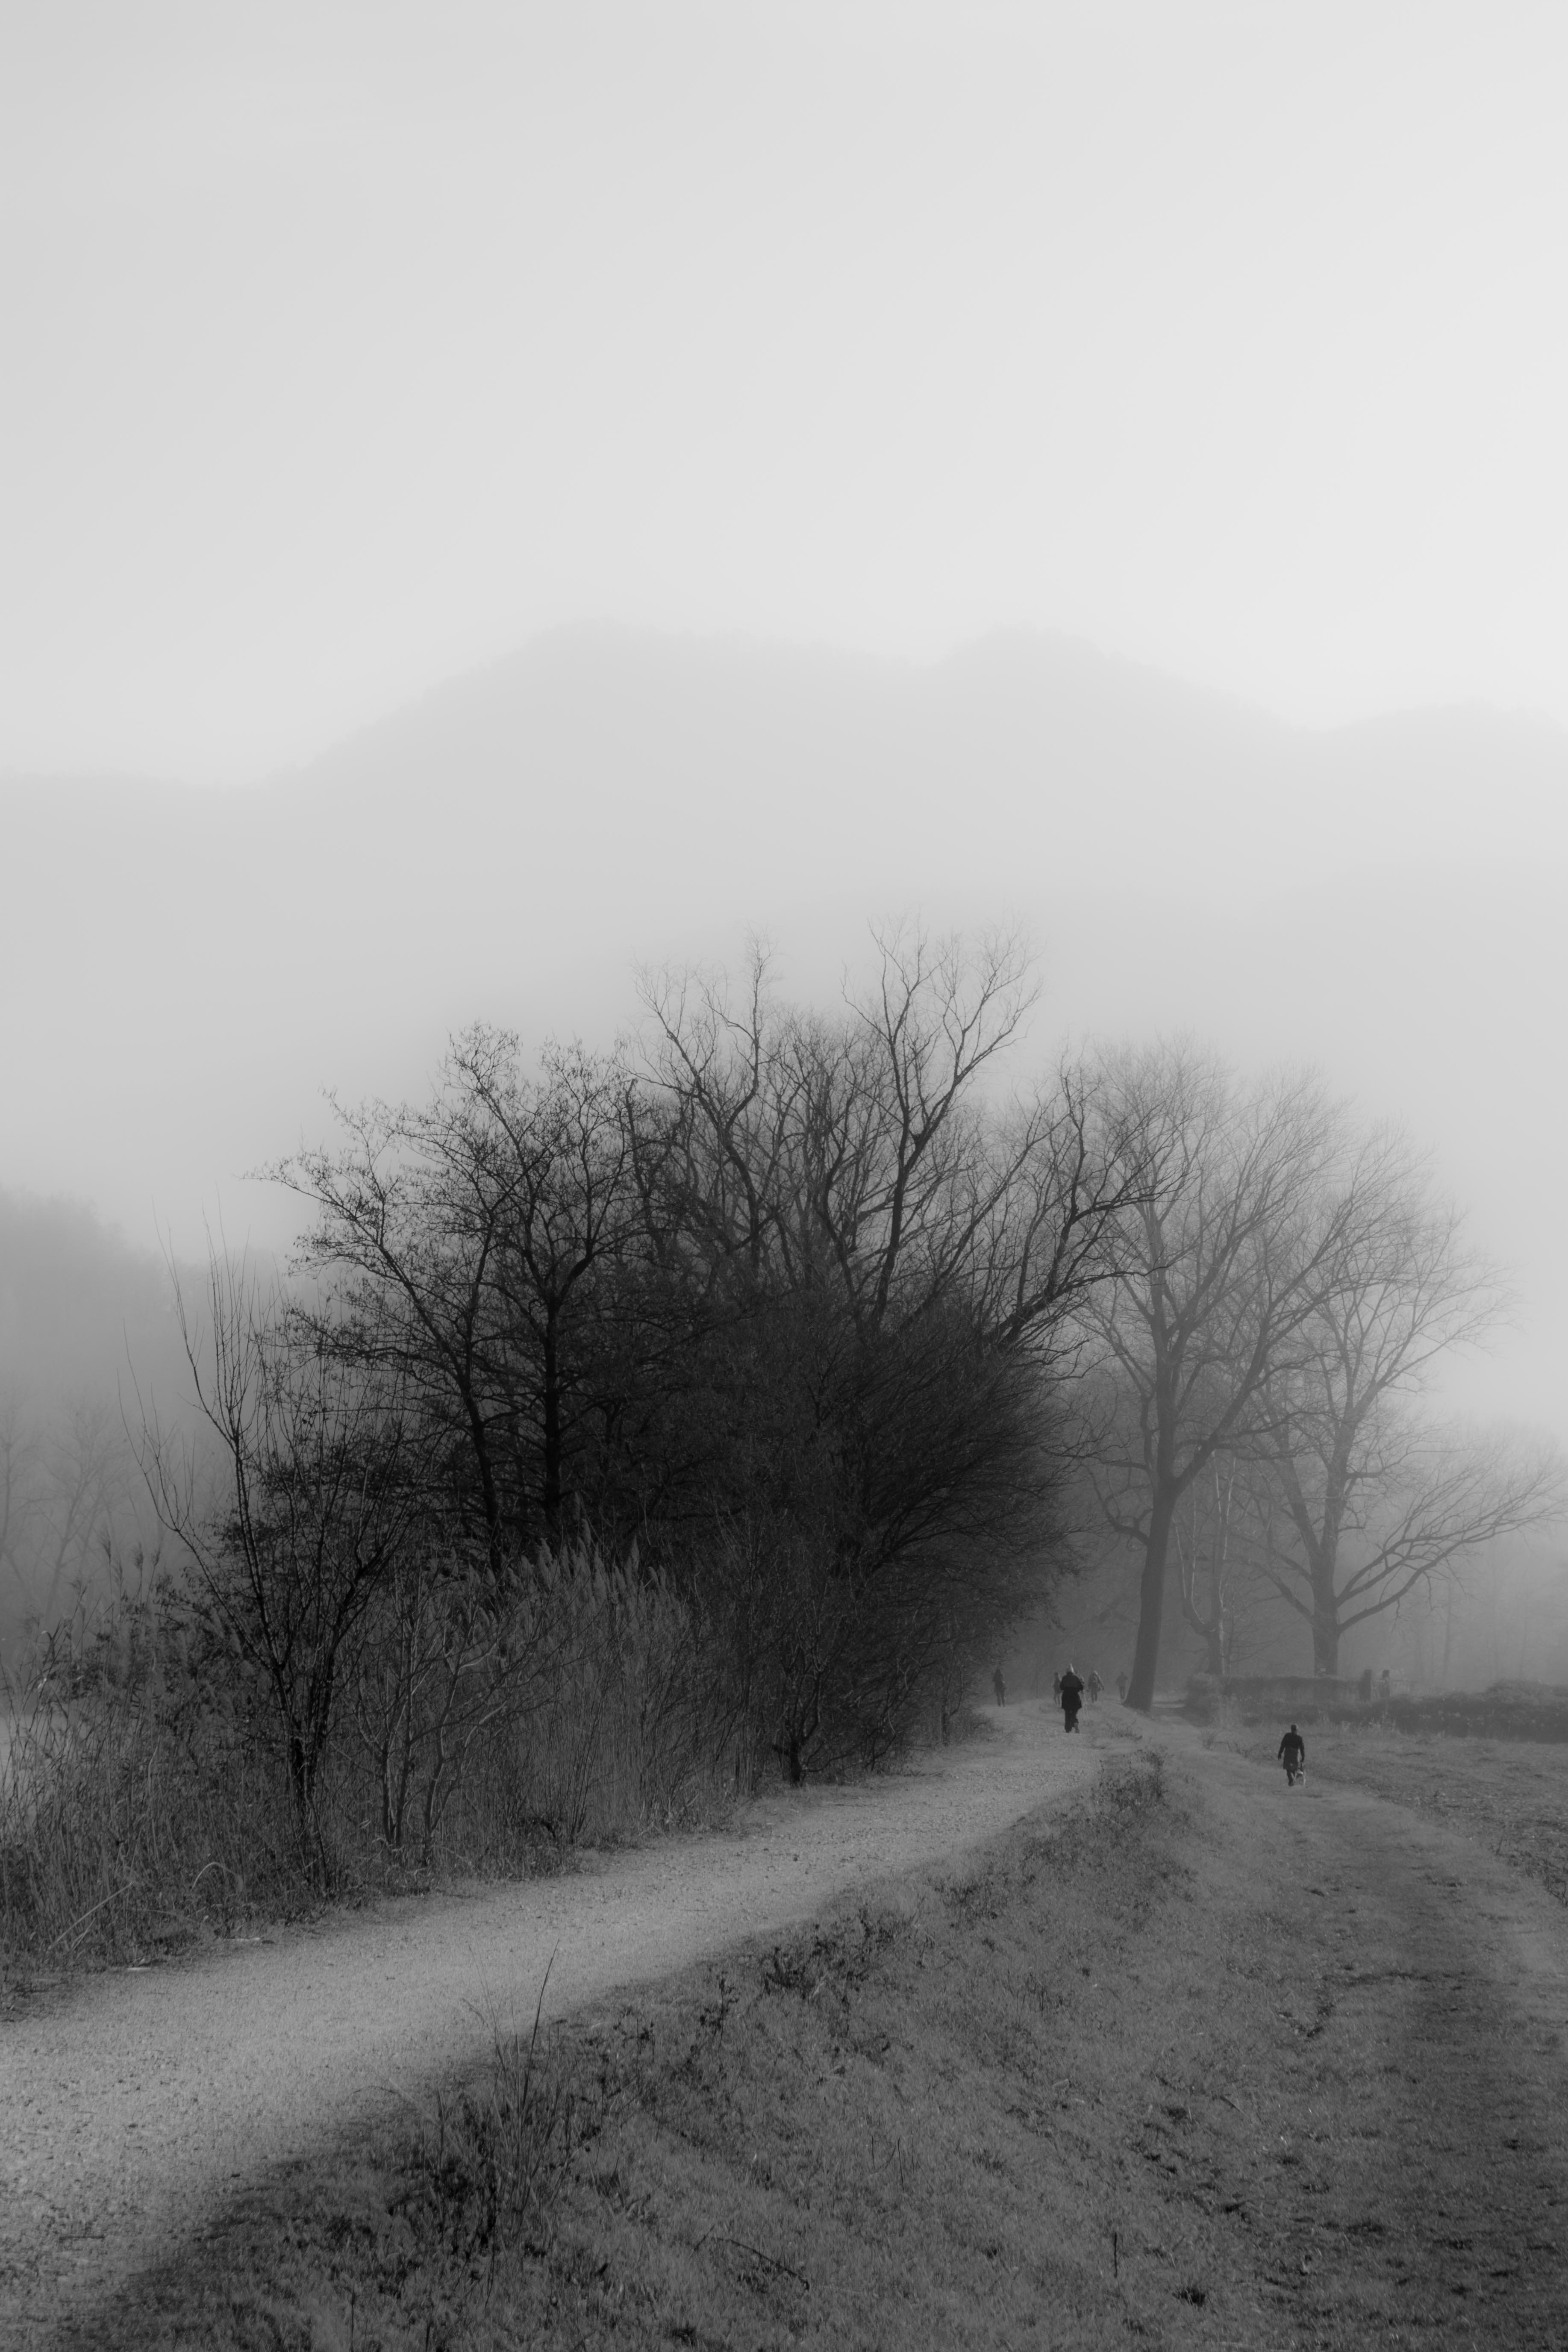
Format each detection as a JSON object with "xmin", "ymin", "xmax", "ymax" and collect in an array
[
  {"xmin": 1259, "ymin": 1717, "xmax": 1568, "ymax": 1907},
  {"xmin": 1190, "ymin": 1675, "xmax": 1568, "ymax": 1744},
  {"xmin": 0, "ymin": 1550, "xmax": 731, "ymax": 1975},
  {"xmin": 56, "ymin": 1734, "xmax": 1568, "ymax": 2349}
]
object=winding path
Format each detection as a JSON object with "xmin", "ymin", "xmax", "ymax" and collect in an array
[
  {"xmin": 1, "ymin": 1703, "xmax": 1100, "ymax": 2346},
  {"xmin": 1143, "ymin": 1729, "xmax": 1568, "ymax": 2341}
]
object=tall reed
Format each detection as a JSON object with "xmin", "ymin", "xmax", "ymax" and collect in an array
[{"xmin": 0, "ymin": 1544, "xmax": 738, "ymax": 1969}]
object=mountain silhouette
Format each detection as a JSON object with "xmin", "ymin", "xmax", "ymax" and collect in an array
[{"xmin": 3, "ymin": 624, "xmax": 1563, "ymax": 1430}]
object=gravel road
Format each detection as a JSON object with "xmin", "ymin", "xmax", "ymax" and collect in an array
[{"xmin": 1, "ymin": 1701, "xmax": 1099, "ymax": 2344}]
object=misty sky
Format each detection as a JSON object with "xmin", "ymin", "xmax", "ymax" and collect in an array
[{"xmin": 7, "ymin": 0, "xmax": 1568, "ymax": 780}]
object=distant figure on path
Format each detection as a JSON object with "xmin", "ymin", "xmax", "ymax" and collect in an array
[
  {"xmin": 1379, "ymin": 1668, "xmax": 1391, "ymax": 1700},
  {"xmin": 1278, "ymin": 1723, "xmax": 1306, "ymax": 1786},
  {"xmin": 1087, "ymin": 1669, "xmax": 1103, "ymax": 1703},
  {"xmin": 993, "ymin": 1665, "xmax": 1006, "ymax": 1707},
  {"xmin": 1060, "ymin": 1665, "xmax": 1085, "ymax": 1734},
  {"xmin": 1115, "ymin": 1671, "xmax": 1128, "ymax": 1702}
]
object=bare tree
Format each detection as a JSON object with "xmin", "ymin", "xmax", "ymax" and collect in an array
[
  {"xmin": 634, "ymin": 926, "xmax": 1150, "ymax": 1769},
  {"xmin": 0, "ymin": 1390, "xmax": 40, "ymax": 1622},
  {"xmin": 35, "ymin": 1397, "xmax": 138, "ymax": 1625},
  {"xmin": 442, "ymin": 1030, "xmax": 633, "ymax": 1542},
  {"xmin": 1249, "ymin": 1136, "xmax": 1564, "ymax": 1672},
  {"xmin": 637, "ymin": 922, "xmax": 1041, "ymax": 1329},
  {"xmin": 827, "ymin": 918, "xmax": 1040, "ymax": 1336},
  {"xmin": 1256, "ymin": 1416, "xmax": 1562, "ymax": 1675},
  {"xmin": 274, "ymin": 1031, "xmax": 635, "ymax": 1554},
  {"xmin": 1088, "ymin": 1047, "xmax": 1355, "ymax": 1711},
  {"xmin": 0, "ymin": 1387, "xmax": 154, "ymax": 1646},
  {"xmin": 1172, "ymin": 1455, "xmax": 1256, "ymax": 1678},
  {"xmin": 634, "ymin": 927, "xmax": 1058, "ymax": 1768},
  {"xmin": 144, "ymin": 1259, "xmax": 428, "ymax": 1877}
]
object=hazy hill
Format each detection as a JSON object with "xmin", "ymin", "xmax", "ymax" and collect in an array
[{"xmin": 3, "ymin": 625, "xmax": 1565, "ymax": 1434}]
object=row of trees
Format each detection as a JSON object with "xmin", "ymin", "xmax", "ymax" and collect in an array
[
  {"xmin": 148, "ymin": 927, "xmax": 1151, "ymax": 1843},
  {"xmin": 0, "ymin": 1188, "xmax": 199, "ymax": 1669},
  {"xmin": 1, "ymin": 1391, "xmax": 156, "ymax": 1650},
  {"xmin": 1084, "ymin": 1056, "xmax": 1557, "ymax": 1702},
  {"xmin": 133, "ymin": 927, "xmax": 1559, "ymax": 1873}
]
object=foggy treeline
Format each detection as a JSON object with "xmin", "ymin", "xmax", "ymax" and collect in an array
[
  {"xmin": 0, "ymin": 1193, "xmax": 185, "ymax": 1659},
  {"xmin": 1, "ymin": 926, "xmax": 1562, "ymax": 1957}
]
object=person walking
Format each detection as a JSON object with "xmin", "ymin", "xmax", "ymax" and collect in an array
[
  {"xmin": 1278, "ymin": 1722, "xmax": 1306, "ymax": 1786},
  {"xmin": 1060, "ymin": 1664, "xmax": 1085, "ymax": 1733},
  {"xmin": 1115, "ymin": 1671, "xmax": 1128, "ymax": 1702},
  {"xmin": 1086, "ymin": 1669, "xmax": 1102, "ymax": 1703},
  {"xmin": 992, "ymin": 1664, "xmax": 1006, "ymax": 1707}
]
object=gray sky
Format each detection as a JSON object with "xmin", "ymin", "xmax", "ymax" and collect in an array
[
  {"xmin": 7, "ymin": 0, "xmax": 1568, "ymax": 780},
  {"xmin": 3, "ymin": 3, "xmax": 1565, "ymax": 1443}
]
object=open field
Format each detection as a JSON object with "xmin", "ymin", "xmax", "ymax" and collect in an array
[
  {"xmin": 1188, "ymin": 1680, "xmax": 1568, "ymax": 1746},
  {"xmin": 36, "ymin": 1720, "xmax": 1568, "ymax": 2351},
  {"xmin": 1227, "ymin": 1719, "xmax": 1568, "ymax": 1908}
]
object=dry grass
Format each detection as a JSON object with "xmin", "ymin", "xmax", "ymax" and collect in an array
[
  {"xmin": 1190, "ymin": 1678, "xmax": 1568, "ymax": 1745},
  {"xmin": 48, "ymin": 1733, "xmax": 1568, "ymax": 2350},
  {"xmin": 53, "ymin": 1751, "xmax": 1198, "ymax": 2350},
  {"xmin": 1243, "ymin": 1716, "xmax": 1568, "ymax": 1906},
  {"xmin": 0, "ymin": 1559, "xmax": 739, "ymax": 1974},
  {"xmin": 0, "ymin": 1676, "xmax": 313, "ymax": 1971}
]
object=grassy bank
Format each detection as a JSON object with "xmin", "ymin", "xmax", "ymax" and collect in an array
[{"xmin": 66, "ymin": 1750, "xmax": 1187, "ymax": 2350}]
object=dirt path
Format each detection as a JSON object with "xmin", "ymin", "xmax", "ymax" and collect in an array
[
  {"xmin": 1136, "ymin": 1729, "xmax": 1568, "ymax": 2343},
  {"xmin": 0, "ymin": 1702, "xmax": 1100, "ymax": 2346}
]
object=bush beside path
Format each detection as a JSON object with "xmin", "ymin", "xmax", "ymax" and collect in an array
[{"xmin": 0, "ymin": 1704, "xmax": 1101, "ymax": 2347}]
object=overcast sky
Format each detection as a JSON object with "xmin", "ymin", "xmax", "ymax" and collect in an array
[{"xmin": 6, "ymin": 0, "xmax": 1568, "ymax": 781}]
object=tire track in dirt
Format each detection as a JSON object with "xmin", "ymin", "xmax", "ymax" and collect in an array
[
  {"xmin": 0, "ymin": 1704, "xmax": 1102, "ymax": 2348},
  {"xmin": 1147, "ymin": 1731, "xmax": 1568, "ymax": 2345}
]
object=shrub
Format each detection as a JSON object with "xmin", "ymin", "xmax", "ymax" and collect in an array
[{"xmin": 0, "ymin": 1545, "xmax": 735, "ymax": 1970}]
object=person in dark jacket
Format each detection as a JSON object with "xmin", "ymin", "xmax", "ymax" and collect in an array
[
  {"xmin": 1060, "ymin": 1665, "xmax": 1086, "ymax": 1733},
  {"xmin": 1278, "ymin": 1723, "xmax": 1306, "ymax": 1785},
  {"xmin": 992, "ymin": 1665, "xmax": 1006, "ymax": 1707}
]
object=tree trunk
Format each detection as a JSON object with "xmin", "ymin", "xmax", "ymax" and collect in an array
[
  {"xmin": 542, "ymin": 1308, "xmax": 562, "ymax": 1538},
  {"xmin": 1125, "ymin": 1486, "xmax": 1176, "ymax": 1711},
  {"xmin": 1312, "ymin": 1584, "xmax": 1340, "ymax": 1677}
]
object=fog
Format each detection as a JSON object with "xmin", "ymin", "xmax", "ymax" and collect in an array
[
  {"xmin": 11, "ymin": 2, "xmax": 1568, "ymax": 774},
  {"xmin": 5, "ymin": 628, "xmax": 1564, "ymax": 1437},
  {"xmin": 3, "ymin": 5, "xmax": 1566, "ymax": 1664}
]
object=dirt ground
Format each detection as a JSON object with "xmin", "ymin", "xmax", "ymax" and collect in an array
[
  {"xmin": 0, "ymin": 1699, "xmax": 1100, "ymax": 2348},
  {"xmin": 1262, "ymin": 1719, "xmax": 1568, "ymax": 1906},
  {"xmin": 1160, "ymin": 1729, "xmax": 1568, "ymax": 2346},
  {"xmin": 12, "ymin": 1710, "xmax": 1568, "ymax": 2349}
]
